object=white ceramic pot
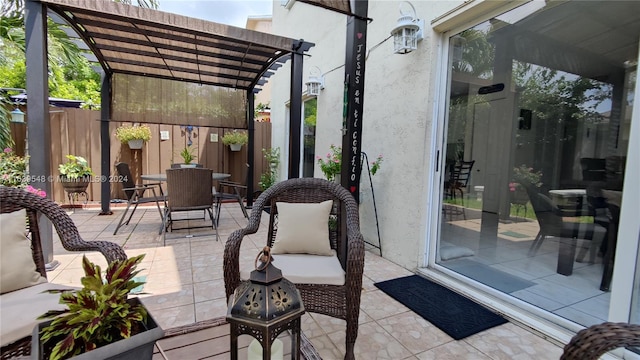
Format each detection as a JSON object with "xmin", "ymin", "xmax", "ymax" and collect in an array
[
  {"xmin": 127, "ymin": 139, "xmax": 144, "ymax": 149},
  {"xmin": 229, "ymin": 143, "xmax": 242, "ymax": 152}
]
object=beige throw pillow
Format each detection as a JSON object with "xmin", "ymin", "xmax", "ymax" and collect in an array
[
  {"xmin": 271, "ymin": 200, "xmax": 334, "ymax": 256},
  {"xmin": 0, "ymin": 209, "xmax": 47, "ymax": 294}
]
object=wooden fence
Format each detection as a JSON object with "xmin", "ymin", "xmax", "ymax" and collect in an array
[{"xmin": 9, "ymin": 108, "xmax": 271, "ymax": 204}]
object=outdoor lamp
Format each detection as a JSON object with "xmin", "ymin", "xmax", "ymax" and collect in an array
[
  {"xmin": 10, "ymin": 108, "xmax": 25, "ymax": 123},
  {"xmin": 226, "ymin": 246, "xmax": 305, "ymax": 360},
  {"xmin": 390, "ymin": 1, "xmax": 424, "ymax": 54},
  {"xmin": 305, "ymin": 66, "xmax": 324, "ymax": 96}
]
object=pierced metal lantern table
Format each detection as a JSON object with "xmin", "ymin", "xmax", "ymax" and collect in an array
[{"xmin": 226, "ymin": 246, "xmax": 305, "ymax": 360}]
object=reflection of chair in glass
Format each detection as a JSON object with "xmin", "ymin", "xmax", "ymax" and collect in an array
[
  {"xmin": 443, "ymin": 160, "xmax": 475, "ymax": 219},
  {"xmin": 223, "ymin": 178, "xmax": 365, "ymax": 360},
  {"xmin": 162, "ymin": 168, "xmax": 218, "ymax": 241},
  {"xmin": 525, "ymin": 186, "xmax": 606, "ymax": 276},
  {"xmin": 599, "ymin": 190, "xmax": 621, "ymax": 292},
  {"xmin": 561, "ymin": 322, "xmax": 640, "ymax": 360},
  {"xmin": 113, "ymin": 162, "xmax": 165, "ymax": 235}
]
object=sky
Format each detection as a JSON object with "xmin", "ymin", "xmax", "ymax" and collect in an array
[{"xmin": 157, "ymin": 0, "xmax": 273, "ymax": 27}]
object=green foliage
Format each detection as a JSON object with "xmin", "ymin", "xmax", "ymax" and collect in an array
[
  {"xmin": 317, "ymin": 144, "xmax": 341, "ymax": 181},
  {"xmin": 317, "ymin": 145, "xmax": 384, "ymax": 181},
  {"xmin": 179, "ymin": 146, "xmax": 196, "ymax": 164},
  {"xmin": 221, "ymin": 130, "xmax": 248, "ymax": 146},
  {"xmin": 58, "ymin": 155, "xmax": 94, "ymax": 179},
  {"xmin": 115, "ymin": 124, "xmax": 152, "ymax": 143},
  {"xmin": 0, "ymin": 147, "xmax": 27, "ymax": 187},
  {"xmin": 37, "ymin": 255, "xmax": 147, "ymax": 360},
  {"xmin": 259, "ymin": 147, "xmax": 280, "ymax": 191},
  {"xmin": 512, "ymin": 165, "xmax": 542, "ymax": 187}
]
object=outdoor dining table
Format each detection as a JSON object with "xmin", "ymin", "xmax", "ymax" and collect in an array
[
  {"xmin": 141, "ymin": 172, "xmax": 231, "ymax": 198},
  {"xmin": 141, "ymin": 172, "xmax": 231, "ymax": 182}
]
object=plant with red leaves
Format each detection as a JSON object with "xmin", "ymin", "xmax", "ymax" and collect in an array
[{"xmin": 37, "ymin": 254, "xmax": 146, "ymax": 360}]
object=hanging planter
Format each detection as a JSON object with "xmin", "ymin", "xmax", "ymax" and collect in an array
[
  {"xmin": 127, "ymin": 139, "xmax": 144, "ymax": 149},
  {"xmin": 221, "ymin": 131, "xmax": 248, "ymax": 152},
  {"xmin": 115, "ymin": 124, "xmax": 152, "ymax": 150}
]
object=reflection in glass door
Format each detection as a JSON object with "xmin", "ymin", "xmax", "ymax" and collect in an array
[
  {"xmin": 302, "ymin": 98, "xmax": 317, "ymax": 177},
  {"xmin": 438, "ymin": 1, "xmax": 637, "ymax": 329}
]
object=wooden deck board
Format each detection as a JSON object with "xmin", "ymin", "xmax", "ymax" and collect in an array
[{"xmin": 153, "ymin": 317, "xmax": 321, "ymax": 360}]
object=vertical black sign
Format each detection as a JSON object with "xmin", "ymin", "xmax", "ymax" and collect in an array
[{"xmin": 341, "ymin": 0, "xmax": 368, "ymax": 202}]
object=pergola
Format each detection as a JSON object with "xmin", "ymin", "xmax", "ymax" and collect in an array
[{"xmin": 25, "ymin": 0, "xmax": 314, "ymax": 217}]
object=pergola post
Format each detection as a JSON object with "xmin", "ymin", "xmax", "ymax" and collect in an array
[
  {"xmin": 247, "ymin": 90, "xmax": 255, "ymax": 206},
  {"xmin": 341, "ymin": 0, "xmax": 369, "ymax": 202},
  {"xmin": 100, "ymin": 72, "xmax": 112, "ymax": 215},
  {"xmin": 288, "ymin": 41, "xmax": 305, "ymax": 178},
  {"xmin": 25, "ymin": 0, "xmax": 55, "ymax": 267}
]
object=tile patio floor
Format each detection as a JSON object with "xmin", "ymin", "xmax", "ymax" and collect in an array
[{"xmin": 46, "ymin": 203, "xmax": 565, "ymax": 359}]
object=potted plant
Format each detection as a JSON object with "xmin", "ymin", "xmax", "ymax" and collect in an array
[
  {"xmin": 221, "ymin": 130, "xmax": 248, "ymax": 151},
  {"xmin": 58, "ymin": 155, "xmax": 94, "ymax": 194},
  {"xmin": 178, "ymin": 146, "xmax": 197, "ymax": 167},
  {"xmin": 32, "ymin": 254, "xmax": 163, "ymax": 360},
  {"xmin": 115, "ymin": 124, "xmax": 152, "ymax": 150}
]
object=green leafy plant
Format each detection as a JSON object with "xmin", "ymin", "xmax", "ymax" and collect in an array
[
  {"xmin": 114, "ymin": 125, "xmax": 152, "ymax": 143},
  {"xmin": 0, "ymin": 147, "xmax": 27, "ymax": 187},
  {"xmin": 259, "ymin": 147, "xmax": 280, "ymax": 191},
  {"xmin": 179, "ymin": 146, "xmax": 196, "ymax": 164},
  {"xmin": 221, "ymin": 130, "xmax": 248, "ymax": 146},
  {"xmin": 58, "ymin": 155, "xmax": 94, "ymax": 179},
  {"xmin": 317, "ymin": 145, "xmax": 384, "ymax": 181},
  {"xmin": 37, "ymin": 255, "xmax": 147, "ymax": 360},
  {"xmin": 317, "ymin": 144, "xmax": 342, "ymax": 181},
  {"xmin": 512, "ymin": 165, "xmax": 543, "ymax": 187}
]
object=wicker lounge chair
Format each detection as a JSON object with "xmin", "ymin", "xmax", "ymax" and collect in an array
[
  {"xmin": 223, "ymin": 177, "xmax": 365, "ymax": 360},
  {"xmin": 0, "ymin": 186, "xmax": 127, "ymax": 359},
  {"xmin": 561, "ymin": 322, "xmax": 640, "ymax": 359}
]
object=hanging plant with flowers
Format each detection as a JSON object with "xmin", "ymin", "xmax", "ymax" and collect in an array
[{"xmin": 317, "ymin": 145, "xmax": 383, "ymax": 181}]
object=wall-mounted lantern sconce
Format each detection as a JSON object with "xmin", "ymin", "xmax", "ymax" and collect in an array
[
  {"xmin": 390, "ymin": 1, "xmax": 424, "ymax": 54},
  {"xmin": 305, "ymin": 66, "xmax": 324, "ymax": 96},
  {"xmin": 10, "ymin": 108, "xmax": 25, "ymax": 123}
]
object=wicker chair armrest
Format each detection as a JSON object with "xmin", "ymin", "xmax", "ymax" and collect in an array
[
  {"xmin": 0, "ymin": 186, "xmax": 127, "ymax": 264},
  {"xmin": 223, "ymin": 190, "xmax": 268, "ymax": 299},
  {"xmin": 561, "ymin": 322, "xmax": 640, "ymax": 360}
]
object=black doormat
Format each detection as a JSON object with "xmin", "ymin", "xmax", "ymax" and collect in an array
[{"xmin": 374, "ymin": 275, "xmax": 507, "ymax": 340}]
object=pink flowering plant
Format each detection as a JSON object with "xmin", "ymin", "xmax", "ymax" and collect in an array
[
  {"xmin": 317, "ymin": 145, "xmax": 383, "ymax": 181},
  {"xmin": 511, "ymin": 165, "xmax": 543, "ymax": 190},
  {"xmin": 0, "ymin": 147, "xmax": 28, "ymax": 187},
  {"xmin": 0, "ymin": 148, "xmax": 47, "ymax": 196}
]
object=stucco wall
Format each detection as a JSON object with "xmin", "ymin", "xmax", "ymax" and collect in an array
[{"xmin": 270, "ymin": 1, "xmax": 463, "ymax": 270}]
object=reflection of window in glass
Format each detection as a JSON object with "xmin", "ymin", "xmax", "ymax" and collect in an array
[{"xmin": 302, "ymin": 98, "xmax": 317, "ymax": 177}]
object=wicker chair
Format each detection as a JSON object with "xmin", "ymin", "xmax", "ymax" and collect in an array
[
  {"xmin": 0, "ymin": 186, "xmax": 127, "ymax": 359},
  {"xmin": 561, "ymin": 322, "xmax": 640, "ymax": 359},
  {"xmin": 223, "ymin": 178, "xmax": 365, "ymax": 360},
  {"xmin": 162, "ymin": 168, "xmax": 218, "ymax": 242}
]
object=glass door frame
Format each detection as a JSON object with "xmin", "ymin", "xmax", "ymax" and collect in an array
[{"xmin": 424, "ymin": 3, "xmax": 640, "ymax": 348}]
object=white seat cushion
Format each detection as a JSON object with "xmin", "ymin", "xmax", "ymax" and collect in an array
[
  {"xmin": 0, "ymin": 282, "xmax": 76, "ymax": 347},
  {"xmin": 241, "ymin": 252, "xmax": 345, "ymax": 286},
  {"xmin": 0, "ymin": 209, "xmax": 47, "ymax": 294}
]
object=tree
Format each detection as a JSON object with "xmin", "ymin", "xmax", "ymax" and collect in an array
[{"xmin": 0, "ymin": 0, "xmax": 158, "ymax": 149}]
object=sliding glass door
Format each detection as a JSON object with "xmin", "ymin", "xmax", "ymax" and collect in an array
[{"xmin": 438, "ymin": 1, "xmax": 638, "ymax": 329}]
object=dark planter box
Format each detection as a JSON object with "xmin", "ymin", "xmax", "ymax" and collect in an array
[{"xmin": 31, "ymin": 298, "xmax": 163, "ymax": 360}]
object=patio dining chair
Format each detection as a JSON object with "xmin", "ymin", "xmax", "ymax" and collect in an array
[
  {"xmin": 113, "ymin": 162, "xmax": 166, "ymax": 235},
  {"xmin": 214, "ymin": 180, "xmax": 249, "ymax": 225},
  {"xmin": 223, "ymin": 177, "xmax": 365, "ymax": 360},
  {"xmin": 0, "ymin": 186, "xmax": 127, "ymax": 359},
  {"xmin": 162, "ymin": 168, "xmax": 218, "ymax": 243},
  {"xmin": 443, "ymin": 160, "xmax": 475, "ymax": 219}
]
